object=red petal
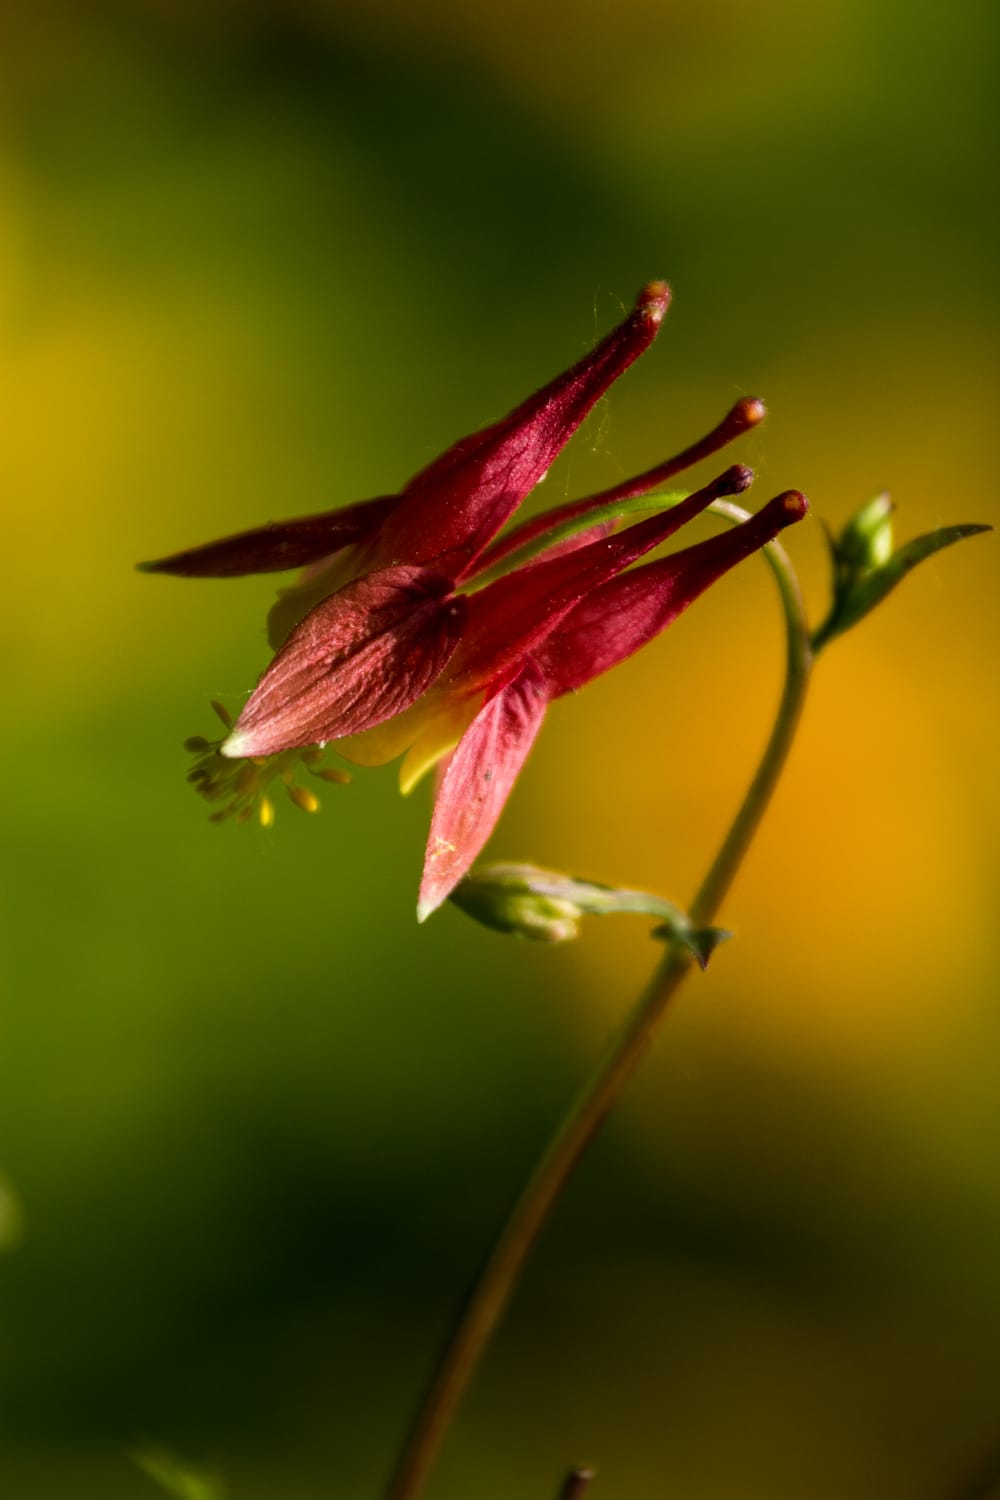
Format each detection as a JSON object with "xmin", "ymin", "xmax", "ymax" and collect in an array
[
  {"xmin": 447, "ymin": 466, "xmax": 753, "ymax": 695},
  {"xmin": 372, "ymin": 283, "xmax": 671, "ymax": 581},
  {"xmin": 138, "ymin": 495, "xmax": 396, "ymax": 577},
  {"xmin": 417, "ymin": 660, "xmax": 549, "ymax": 920},
  {"xmin": 536, "ymin": 492, "xmax": 809, "ymax": 695},
  {"xmin": 467, "ymin": 397, "xmax": 766, "ymax": 580},
  {"xmin": 222, "ymin": 565, "xmax": 466, "ymax": 757}
]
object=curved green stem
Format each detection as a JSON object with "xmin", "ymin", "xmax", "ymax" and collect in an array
[{"xmin": 382, "ymin": 506, "xmax": 813, "ymax": 1500}]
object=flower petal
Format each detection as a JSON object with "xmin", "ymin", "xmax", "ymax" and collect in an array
[
  {"xmin": 536, "ymin": 492, "xmax": 809, "ymax": 695},
  {"xmin": 138, "ymin": 495, "xmax": 396, "ymax": 577},
  {"xmin": 446, "ymin": 465, "xmax": 754, "ymax": 696},
  {"xmin": 417, "ymin": 660, "xmax": 549, "ymax": 921},
  {"xmin": 222, "ymin": 565, "xmax": 466, "ymax": 757},
  {"xmin": 373, "ymin": 282, "xmax": 671, "ymax": 581},
  {"xmin": 398, "ymin": 693, "xmax": 484, "ymax": 795},
  {"xmin": 468, "ymin": 397, "xmax": 766, "ymax": 580}
]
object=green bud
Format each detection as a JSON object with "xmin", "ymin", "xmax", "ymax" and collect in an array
[
  {"xmin": 836, "ymin": 492, "xmax": 894, "ymax": 573},
  {"xmin": 449, "ymin": 863, "xmax": 729, "ymax": 966},
  {"xmin": 812, "ymin": 495, "xmax": 990, "ymax": 653},
  {"xmin": 450, "ymin": 866, "xmax": 583, "ymax": 942}
]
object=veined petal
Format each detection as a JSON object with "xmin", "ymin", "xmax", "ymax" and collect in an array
[
  {"xmin": 138, "ymin": 495, "xmax": 396, "ymax": 577},
  {"xmin": 222, "ymin": 565, "xmax": 466, "ymax": 758},
  {"xmin": 417, "ymin": 661, "xmax": 549, "ymax": 921},
  {"xmin": 446, "ymin": 465, "xmax": 754, "ymax": 695},
  {"xmin": 536, "ymin": 492, "xmax": 809, "ymax": 695},
  {"xmin": 372, "ymin": 282, "xmax": 671, "ymax": 581},
  {"xmin": 266, "ymin": 546, "xmax": 372, "ymax": 651}
]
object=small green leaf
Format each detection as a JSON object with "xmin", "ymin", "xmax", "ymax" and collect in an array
[
  {"xmin": 836, "ymin": 492, "xmax": 894, "ymax": 573},
  {"xmin": 132, "ymin": 1447, "xmax": 226, "ymax": 1500}
]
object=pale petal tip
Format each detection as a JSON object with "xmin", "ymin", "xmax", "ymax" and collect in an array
[
  {"xmin": 416, "ymin": 896, "xmax": 440, "ymax": 924},
  {"xmin": 220, "ymin": 729, "xmax": 255, "ymax": 759}
]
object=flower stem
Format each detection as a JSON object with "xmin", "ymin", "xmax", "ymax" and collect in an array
[{"xmin": 381, "ymin": 508, "xmax": 813, "ymax": 1500}]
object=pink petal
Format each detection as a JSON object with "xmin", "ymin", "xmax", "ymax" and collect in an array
[
  {"xmin": 417, "ymin": 660, "xmax": 549, "ymax": 920},
  {"xmin": 222, "ymin": 565, "xmax": 466, "ymax": 757},
  {"xmin": 372, "ymin": 282, "xmax": 671, "ymax": 581},
  {"xmin": 446, "ymin": 465, "xmax": 754, "ymax": 695},
  {"xmin": 138, "ymin": 495, "xmax": 396, "ymax": 577},
  {"xmin": 536, "ymin": 491, "xmax": 809, "ymax": 695}
]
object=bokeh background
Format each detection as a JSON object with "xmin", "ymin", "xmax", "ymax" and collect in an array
[{"xmin": 2, "ymin": 2, "xmax": 998, "ymax": 1497}]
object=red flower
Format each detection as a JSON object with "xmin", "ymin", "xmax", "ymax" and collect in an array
[{"xmin": 142, "ymin": 283, "xmax": 807, "ymax": 916}]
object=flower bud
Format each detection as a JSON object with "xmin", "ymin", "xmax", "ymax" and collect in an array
[
  {"xmin": 449, "ymin": 863, "xmax": 728, "ymax": 965},
  {"xmin": 449, "ymin": 865, "xmax": 583, "ymax": 942},
  {"xmin": 836, "ymin": 492, "xmax": 894, "ymax": 573},
  {"xmin": 813, "ymin": 497, "xmax": 990, "ymax": 653}
]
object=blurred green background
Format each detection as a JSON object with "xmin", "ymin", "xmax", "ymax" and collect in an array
[{"xmin": 1, "ymin": 2, "xmax": 998, "ymax": 1497}]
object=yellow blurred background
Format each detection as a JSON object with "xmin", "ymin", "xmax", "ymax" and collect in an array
[{"xmin": 1, "ymin": 2, "xmax": 997, "ymax": 1497}]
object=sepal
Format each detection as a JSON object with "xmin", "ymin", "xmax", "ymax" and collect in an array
[
  {"xmin": 138, "ymin": 495, "xmax": 395, "ymax": 577},
  {"xmin": 417, "ymin": 665, "xmax": 549, "ymax": 920}
]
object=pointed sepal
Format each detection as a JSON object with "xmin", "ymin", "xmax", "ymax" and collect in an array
[
  {"xmin": 417, "ymin": 663, "xmax": 549, "ymax": 921},
  {"xmin": 138, "ymin": 495, "xmax": 395, "ymax": 577},
  {"xmin": 373, "ymin": 282, "xmax": 671, "ymax": 580}
]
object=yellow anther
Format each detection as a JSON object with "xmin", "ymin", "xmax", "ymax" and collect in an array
[
  {"xmin": 309, "ymin": 766, "xmax": 352, "ymax": 784},
  {"xmin": 259, "ymin": 796, "xmax": 275, "ymax": 828},
  {"xmin": 288, "ymin": 785, "xmax": 320, "ymax": 814}
]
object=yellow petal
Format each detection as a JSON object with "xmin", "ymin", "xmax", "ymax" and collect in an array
[
  {"xmin": 398, "ymin": 693, "xmax": 483, "ymax": 796},
  {"xmin": 336, "ymin": 695, "xmax": 437, "ymax": 768}
]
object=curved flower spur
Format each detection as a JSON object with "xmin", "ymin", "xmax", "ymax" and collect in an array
[{"xmin": 141, "ymin": 282, "xmax": 808, "ymax": 916}]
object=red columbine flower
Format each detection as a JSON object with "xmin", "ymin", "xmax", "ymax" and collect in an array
[{"xmin": 142, "ymin": 282, "xmax": 808, "ymax": 916}]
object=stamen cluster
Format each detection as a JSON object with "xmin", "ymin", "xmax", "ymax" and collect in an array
[{"xmin": 184, "ymin": 701, "xmax": 350, "ymax": 827}]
